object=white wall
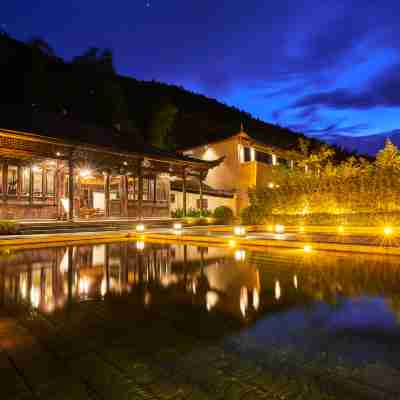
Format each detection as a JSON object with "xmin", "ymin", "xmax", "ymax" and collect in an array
[{"xmin": 171, "ymin": 190, "xmax": 236, "ymax": 214}]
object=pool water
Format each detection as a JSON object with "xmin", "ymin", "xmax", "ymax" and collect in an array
[{"xmin": 1, "ymin": 241, "xmax": 400, "ymax": 399}]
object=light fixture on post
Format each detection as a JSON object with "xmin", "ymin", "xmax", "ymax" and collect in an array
[
  {"xmin": 275, "ymin": 224, "xmax": 285, "ymax": 234},
  {"xmin": 233, "ymin": 226, "xmax": 246, "ymax": 237},
  {"xmin": 173, "ymin": 222, "xmax": 183, "ymax": 235},
  {"xmin": 136, "ymin": 224, "xmax": 145, "ymax": 233}
]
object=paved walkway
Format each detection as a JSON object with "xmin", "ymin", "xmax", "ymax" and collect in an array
[{"xmin": 1, "ymin": 298, "xmax": 393, "ymax": 400}]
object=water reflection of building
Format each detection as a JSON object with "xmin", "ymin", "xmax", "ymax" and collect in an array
[
  {"xmin": 5, "ymin": 244, "xmax": 400, "ymax": 323},
  {"xmin": 0, "ymin": 243, "xmax": 261, "ymax": 320}
]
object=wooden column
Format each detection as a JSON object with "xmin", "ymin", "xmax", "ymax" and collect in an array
[
  {"xmin": 153, "ymin": 176, "xmax": 157, "ymax": 204},
  {"xmin": 75, "ymin": 174, "xmax": 81, "ymax": 219},
  {"xmin": 120, "ymin": 175, "xmax": 128, "ymax": 217},
  {"xmin": 104, "ymin": 174, "xmax": 111, "ymax": 218},
  {"xmin": 2, "ymin": 163, "xmax": 8, "ymax": 201},
  {"xmin": 68, "ymin": 158, "xmax": 74, "ymax": 221},
  {"xmin": 199, "ymin": 172, "xmax": 204, "ymax": 217},
  {"xmin": 182, "ymin": 169, "xmax": 187, "ymax": 217},
  {"xmin": 17, "ymin": 166, "xmax": 22, "ymax": 200},
  {"xmin": 138, "ymin": 163, "xmax": 143, "ymax": 220},
  {"xmin": 42, "ymin": 168, "xmax": 46, "ymax": 200},
  {"xmin": 29, "ymin": 166, "xmax": 34, "ymax": 205}
]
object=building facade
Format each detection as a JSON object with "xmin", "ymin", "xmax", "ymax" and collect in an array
[
  {"xmin": 182, "ymin": 131, "xmax": 301, "ymax": 215},
  {"xmin": 0, "ymin": 108, "xmax": 221, "ymax": 221}
]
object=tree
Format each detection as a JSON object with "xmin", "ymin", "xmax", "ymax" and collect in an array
[{"xmin": 148, "ymin": 102, "xmax": 178, "ymax": 149}]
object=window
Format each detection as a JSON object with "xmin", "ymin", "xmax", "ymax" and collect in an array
[
  {"xmin": 7, "ymin": 165, "xmax": 18, "ymax": 195},
  {"xmin": 277, "ymin": 157, "xmax": 289, "ymax": 167},
  {"xmin": 46, "ymin": 170, "xmax": 55, "ymax": 195},
  {"xmin": 196, "ymin": 198, "xmax": 208, "ymax": 210},
  {"xmin": 33, "ymin": 167, "xmax": 43, "ymax": 195},
  {"xmin": 170, "ymin": 193, "xmax": 176, "ymax": 203},
  {"xmin": 156, "ymin": 178, "xmax": 168, "ymax": 201},
  {"xmin": 0, "ymin": 165, "xmax": 2, "ymax": 193},
  {"xmin": 21, "ymin": 167, "xmax": 30, "ymax": 195},
  {"xmin": 243, "ymin": 147, "xmax": 252, "ymax": 162},
  {"xmin": 256, "ymin": 151, "xmax": 273, "ymax": 165},
  {"xmin": 143, "ymin": 177, "xmax": 154, "ymax": 201}
]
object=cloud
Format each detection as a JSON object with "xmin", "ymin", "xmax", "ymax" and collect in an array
[{"xmin": 293, "ymin": 62, "xmax": 400, "ymax": 111}]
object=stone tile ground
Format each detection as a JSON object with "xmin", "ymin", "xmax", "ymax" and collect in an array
[{"xmin": 0, "ymin": 298, "xmax": 396, "ymax": 400}]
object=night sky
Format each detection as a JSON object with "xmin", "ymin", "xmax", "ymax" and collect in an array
[{"xmin": 4, "ymin": 1, "xmax": 400, "ymax": 139}]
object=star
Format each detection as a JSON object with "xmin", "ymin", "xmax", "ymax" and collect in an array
[{"xmin": 146, "ymin": 2, "xmax": 150, "ymax": 7}]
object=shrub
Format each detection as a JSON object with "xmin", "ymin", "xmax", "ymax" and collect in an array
[
  {"xmin": 0, "ymin": 220, "xmax": 20, "ymax": 235},
  {"xmin": 213, "ymin": 206, "xmax": 234, "ymax": 224},
  {"xmin": 241, "ymin": 206, "xmax": 266, "ymax": 225}
]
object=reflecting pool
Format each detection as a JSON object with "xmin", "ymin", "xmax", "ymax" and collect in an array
[{"xmin": 1, "ymin": 241, "xmax": 400, "ymax": 399}]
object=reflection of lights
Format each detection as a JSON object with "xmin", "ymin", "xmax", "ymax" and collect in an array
[
  {"xmin": 338, "ymin": 225, "xmax": 344, "ymax": 233},
  {"xmin": 384, "ymin": 226, "xmax": 394, "ymax": 236},
  {"xmin": 303, "ymin": 245, "xmax": 312, "ymax": 253},
  {"xmin": 293, "ymin": 275, "xmax": 298, "ymax": 289},
  {"xmin": 267, "ymin": 225, "xmax": 274, "ymax": 232},
  {"xmin": 299, "ymin": 226, "xmax": 305, "ymax": 233},
  {"xmin": 30, "ymin": 287, "xmax": 40, "ymax": 308},
  {"xmin": 229, "ymin": 239, "xmax": 236, "ymax": 247},
  {"xmin": 253, "ymin": 288, "xmax": 260, "ymax": 310},
  {"xmin": 275, "ymin": 224, "xmax": 285, "ymax": 233},
  {"xmin": 20, "ymin": 279, "xmax": 27, "ymax": 299},
  {"xmin": 233, "ymin": 226, "xmax": 246, "ymax": 236},
  {"xmin": 275, "ymin": 280, "xmax": 281, "ymax": 301},
  {"xmin": 101, "ymin": 278, "xmax": 107, "ymax": 297},
  {"xmin": 206, "ymin": 291, "xmax": 219, "ymax": 311},
  {"xmin": 234, "ymin": 249, "xmax": 246, "ymax": 261},
  {"xmin": 79, "ymin": 168, "xmax": 92, "ymax": 178},
  {"xmin": 136, "ymin": 241, "xmax": 145, "ymax": 251},
  {"xmin": 240, "ymin": 286, "xmax": 248, "ymax": 317},
  {"xmin": 136, "ymin": 224, "xmax": 145, "ymax": 232},
  {"xmin": 144, "ymin": 290, "xmax": 151, "ymax": 306},
  {"xmin": 79, "ymin": 277, "xmax": 90, "ymax": 295}
]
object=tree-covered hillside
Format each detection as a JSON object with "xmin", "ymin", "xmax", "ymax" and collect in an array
[{"xmin": 0, "ymin": 32, "xmax": 346, "ymax": 156}]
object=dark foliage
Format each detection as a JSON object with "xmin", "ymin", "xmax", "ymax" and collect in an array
[{"xmin": 0, "ymin": 34, "xmax": 347, "ymax": 156}]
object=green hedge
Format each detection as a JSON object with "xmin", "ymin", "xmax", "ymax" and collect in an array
[
  {"xmin": 242, "ymin": 212, "xmax": 400, "ymax": 227},
  {"xmin": 0, "ymin": 220, "xmax": 20, "ymax": 235}
]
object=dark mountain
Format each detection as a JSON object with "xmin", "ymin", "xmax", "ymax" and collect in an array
[
  {"xmin": 0, "ymin": 33, "xmax": 346, "ymax": 157},
  {"xmin": 318, "ymin": 131, "xmax": 400, "ymax": 156}
]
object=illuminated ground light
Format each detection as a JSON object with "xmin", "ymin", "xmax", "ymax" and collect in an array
[
  {"xmin": 384, "ymin": 226, "xmax": 394, "ymax": 236},
  {"xmin": 233, "ymin": 226, "xmax": 246, "ymax": 236},
  {"xmin": 234, "ymin": 249, "xmax": 246, "ymax": 261},
  {"xmin": 275, "ymin": 224, "xmax": 285, "ymax": 234},
  {"xmin": 136, "ymin": 224, "xmax": 145, "ymax": 233},
  {"xmin": 229, "ymin": 239, "xmax": 236, "ymax": 247},
  {"xmin": 173, "ymin": 223, "xmax": 183, "ymax": 235},
  {"xmin": 303, "ymin": 245, "xmax": 313, "ymax": 253}
]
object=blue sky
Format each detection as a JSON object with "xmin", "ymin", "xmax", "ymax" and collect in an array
[{"xmin": 4, "ymin": 0, "xmax": 400, "ymax": 138}]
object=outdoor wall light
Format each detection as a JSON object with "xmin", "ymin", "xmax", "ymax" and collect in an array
[
  {"xmin": 136, "ymin": 224, "xmax": 145, "ymax": 233},
  {"xmin": 275, "ymin": 224, "xmax": 285, "ymax": 234},
  {"xmin": 233, "ymin": 226, "xmax": 246, "ymax": 236},
  {"xmin": 80, "ymin": 168, "xmax": 92, "ymax": 178}
]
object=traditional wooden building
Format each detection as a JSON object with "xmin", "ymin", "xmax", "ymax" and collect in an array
[{"xmin": 0, "ymin": 107, "xmax": 221, "ymax": 221}]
